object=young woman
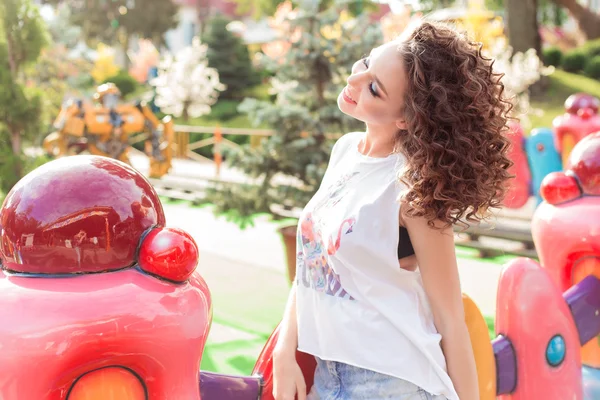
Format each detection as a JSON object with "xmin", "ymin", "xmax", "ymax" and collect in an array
[{"xmin": 272, "ymin": 21, "xmax": 513, "ymax": 400}]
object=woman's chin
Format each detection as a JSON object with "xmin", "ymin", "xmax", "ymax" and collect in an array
[{"xmin": 337, "ymin": 97, "xmax": 355, "ymax": 117}]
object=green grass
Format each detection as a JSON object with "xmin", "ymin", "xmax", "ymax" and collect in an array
[
  {"xmin": 485, "ymin": 315, "xmax": 496, "ymax": 340},
  {"xmin": 529, "ymin": 69, "xmax": 600, "ymax": 129}
]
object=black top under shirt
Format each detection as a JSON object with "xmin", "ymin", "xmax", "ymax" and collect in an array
[{"xmin": 397, "ymin": 226, "xmax": 415, "ymax": 259}]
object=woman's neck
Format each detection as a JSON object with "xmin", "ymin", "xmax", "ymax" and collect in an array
[{"xmin": 360, "ymin": 127, "xmax": 396, "ymax": 158}]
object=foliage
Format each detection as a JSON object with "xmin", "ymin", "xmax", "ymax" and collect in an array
[
  {"xmin": 24, "ymin": 44, "xmax": 93, "ymax": 128},
  {"xmin": 45, "ymin": 3, "xmax": 82, "ymax": 47},
  {"xmin": 202, "ymin": 15, "xmax": 261, "ymax": 100},
  {"xmin": 0, "ymin": 0, "xmax": 48, "ymax": 70},
  {"xmin": 91, "ymin": 43, "xmax": 120, "ymax": 83},
  {"xmin": 584, "ymin": 56, "xmax": 600, "ymax": 80},
  {"xmin": 538, "ymin": 0, "xmax": 568, "ymax": 27},
  {"xmin": 151, "ymin": 37, "xmax": 226, "ymax": 121},
  {"xmin": 529, "ymin": 69, "xmax": 600, "ymax": 128},
  {"xmin": 543, "ymin": 46, "xmax": 563, "ymax": 67},
  {"xmin": 202, "ymin": 0, "xmax": 383, "ymax": 227},
  {"xmin": 562, "ymin": 49, "xmax": 587, "ymax": 73},
  {"xmin": 0, "ymin": 65, "xmax": 45, "ymax": 148},
  {"xmin": 40, "ymin": 0, "xmax": 179, "ymax": 47},
  {"xmin": 581, "ymin": 39, "xmax": 600, "ymax": 59},
  {"xmin": 233, "ymin": 0, "xmax": 380, "ymax": 19},
  {"xmin": 0, "ymin": 0, "xmax": 48, "ymax": 182},
  {"xmin": 208, "ymin": 100, "xmax": 244, "ymax": 121},
  {"xmin": 24, "ymin": 47, "xmax": 67, "ymax": 130},
  {"xmin": 103, "ymin": 70, "xmax": 138, "ymax": 98},
  {"xmin": 0, "ymin": 146, "xmax": 50, "ymax": 195}
]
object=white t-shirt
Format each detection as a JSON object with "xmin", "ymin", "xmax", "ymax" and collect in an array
[{"xmin": 295, "ymin": 131, "xmax": 459, "ymax": 400}]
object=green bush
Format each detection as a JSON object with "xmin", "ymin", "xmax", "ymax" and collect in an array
[
  {"xmin": 543, "ymin": 46, "xmax": 563, "ymax": 67},
  {"xmin": 208, "ymin": 100, "xmax": 241, "ymax": 121},
  {"xmin": 584, "ymin": 55, "xmax": 600, "ymax": 80},
  {"xmin": 562, "ymin": 50, "xmax": 587, "ymax": 72},
  {"xmin": 202, "ymin": 15, "xmax": 261, "ymax": 100},
  {"xmin": 582, "ymin": 39, "xmax": 600, "ymax": 58},
  {"xmin": 103, "ymin": 71, "xmax": 138, "ymax": 98}
]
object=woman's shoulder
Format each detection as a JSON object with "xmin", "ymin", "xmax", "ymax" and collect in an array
[
  {"xmin": 336, "ymin": 131, "xmax": 363, "ymax": 145},
  {"xmin": 331, "ymin": 131, "xmax": 363, "ymax": 157}
]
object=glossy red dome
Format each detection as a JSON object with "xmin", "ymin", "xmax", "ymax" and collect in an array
[
  {"xmin": 0, "ymin": 156, "xmax": 165, "ymax": 274},
  {"xmin": 564, "ymin": 93, "xmax": 600, "ymax": 115},
  {"xmin": 567, "ymin": 131, "xmax": 600, "ymax": 196}
]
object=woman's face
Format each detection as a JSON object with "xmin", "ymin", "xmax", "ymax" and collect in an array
[{"xmin": 337, "ymin": 41, "xmax": 408, "ymax": 131}]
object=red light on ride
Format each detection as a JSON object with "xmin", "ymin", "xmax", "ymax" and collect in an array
[
  {"xmin": 138, "ymin": 227, "xmax": 199, "ymax": 282},
  {"xmin": 540, "ymin": 172, "xmax": 582, "ymax": 205}
]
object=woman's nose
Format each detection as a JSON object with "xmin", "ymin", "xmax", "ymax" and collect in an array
[{"xmin": 347, "ymin": 71, "xmax": 365, "ymax": 86}]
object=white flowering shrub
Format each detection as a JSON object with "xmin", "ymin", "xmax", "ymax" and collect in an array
[
  {"xmin": 488, "ymin": 43, "xmax": 554, "ymax": 128},
  {"xmin": 150, "ymin": 37, "xmax": 226, "ymax": 121}
]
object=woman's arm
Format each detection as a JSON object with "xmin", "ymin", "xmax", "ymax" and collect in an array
[
  {"xmin": 274, "ymin": 283, "xmax": 299, "ymax": 355},
  {"xmin": 403, "ymin": 213, "xmax": 479, "ymax": 400},
  {"xmin": 272, "ymin": 283, "xmax": 307, "ymax": 400}
]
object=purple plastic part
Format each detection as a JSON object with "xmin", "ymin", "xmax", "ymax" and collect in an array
[
  {"xmin": 199, "ymin": 371, "xmax": 262, "ymax": 400},
  {"xmin": 492, "ymin": 335, "xmax": 517, "ymax": 395},
  {"xmin": 564, "ymin": 274, "xmax": 600, "ymax": 345}
]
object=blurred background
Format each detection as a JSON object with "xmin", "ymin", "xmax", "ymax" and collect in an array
[{"xmin": 2, "ymin": 0, "xmax": 600, "ymax": 377}]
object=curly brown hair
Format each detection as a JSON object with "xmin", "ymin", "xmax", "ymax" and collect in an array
[{"xmin": 395, "ymin": 22, "xmax": 514, "ymax": 229}]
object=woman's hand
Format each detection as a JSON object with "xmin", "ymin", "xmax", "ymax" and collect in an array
[{"xmin": 272, "ymin": 349, "xmax": 307, "ymax": 400}]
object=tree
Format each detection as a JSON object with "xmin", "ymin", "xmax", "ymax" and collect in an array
[
  {"xmin": 0, "ymin": 0, "xmax": 48, "ymax": 185},
  {"xmin": 201, "ymin": 14, "xmax": 260, "ymax": 100},
  {"xmin": 151, "ymin": 37, "xmax": 226, "ymax": 121},
  {"xmin": 203, "ymin": 0, "xmax": 382, "ymax": 226},
  {"xmin": 40, "ymin": 0, "xmax": 179, "ymax": 56},
  {"xmin": 505, "ymin": 0, "xmax": 541, "ymax": 55},
  {"xmin": 551, "ymin": 0, "xmax": 600, "ymax": 40},
  {"xmin": 233, "ymin": 0, "xmax": 380, "ymax": 20},
  {"xmin": 45, "ymin": 3, "xmax": 82, "ymax": 47}
]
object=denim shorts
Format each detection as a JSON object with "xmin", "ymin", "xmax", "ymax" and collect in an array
[{"xmin": 307, "ymin": 357, "xmax": 448, "ymax": 400}]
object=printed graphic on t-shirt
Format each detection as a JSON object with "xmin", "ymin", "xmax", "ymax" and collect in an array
[{"xmin": 296, "ymin": 172, "xmax": 359, "ymax": 300}]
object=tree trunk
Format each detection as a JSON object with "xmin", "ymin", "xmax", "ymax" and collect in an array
[
  {"xmin": 182, "ymin": 101, "xmax": 190, "ymax": 122},
  {"xmin": 505, "ymin": 0, "xmax": 541, "ymax": 55},
  {"xmin": 552, "ymin": 0, "xmax": 600, "ymax": 40},
  {"xmin": 122, "ymin": 34, "xmax": 130, "ymax": 70},
  {"xmin": 10, "ymin": 129, "xmax": 23, "ymax": 178},
  {"xmin": 196, "ymin": 0, "xmax": 211, "ymax": 36},
  {"xmin": 5, "ymin": 35, "xmax": 18, "ymax": 76}
]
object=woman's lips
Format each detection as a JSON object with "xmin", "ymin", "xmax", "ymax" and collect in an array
[{"xmin": 342, "ymin": 87, "xmax": 356, "ymax": 104}]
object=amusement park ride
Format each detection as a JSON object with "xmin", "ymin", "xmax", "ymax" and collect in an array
[
  {"xmin": 504, "ymin": 93, "xmax": 600, "ymax": 208},
  {"xmin": 1, "ymin": 91, "xmax": 600, "ymax": 398},
  {"xmin": 42, "ymin": 83, "xmax": 174, "ymax": 179}
]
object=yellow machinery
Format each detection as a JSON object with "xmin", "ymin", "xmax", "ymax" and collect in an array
[{"xmin": 43, "ymin": 83, "xmax": 174, "ymax": 178}]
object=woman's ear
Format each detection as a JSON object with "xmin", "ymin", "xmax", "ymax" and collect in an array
[{"xmin": 396, "ymin": 119, "xmax": 407, "ymax": 131}]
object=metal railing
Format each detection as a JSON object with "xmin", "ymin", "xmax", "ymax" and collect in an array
[{"xmin": 131, "ymin": 124, "xmax": 274, "ymax": 177}]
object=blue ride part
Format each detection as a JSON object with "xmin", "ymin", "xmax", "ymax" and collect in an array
[
  {"xmin": 583, "ymin": 365, "xmax": 600, "ymax": 400},
  {"xmin": 525, "ymin": 128, "xmax": 563, "ymax": 205},
  {"xmin": 546, "ymin": 334, "xmax": 566, "ymax": 367}
]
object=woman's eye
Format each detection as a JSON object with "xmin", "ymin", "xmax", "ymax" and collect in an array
[
  {"xmin": 361, "ymin": 58, "xmax": 378, "ymax": 97},
  {"xmin": 369, "ymin": 83, "xmax": 379, "ymax": 97}
]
